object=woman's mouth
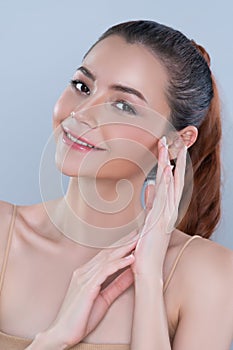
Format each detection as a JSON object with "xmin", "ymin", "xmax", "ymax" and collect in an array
[{"xmin": 62, "ymin": 129, "xmax": 106, "ymax": 152}]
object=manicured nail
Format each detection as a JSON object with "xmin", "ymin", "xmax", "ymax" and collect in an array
[
  {"xmin": 145, "ymin": 179, "xmax": 156, "ymax": 186},
  {"xmin": 125, "ymin": 253, "xmax": 135, "ymax": 259},
  {"xmin": 160, "ymin": 136, "xmax": 167, "ymax": 148}
]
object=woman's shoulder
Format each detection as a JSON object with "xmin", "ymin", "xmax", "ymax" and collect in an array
[
  {"xmin": 0, "ymin": 200, "xmax": 52, "ymax": 245},
  {"xmin": 173, "ymin": 229, "xmax": 233, "ymax": 275},
  {"xmin": 0, "ymin": 200, "xmax": 16, "ymax": 236},
  {"xmin": 170, "ymin": 230, "xmax": 233, "ymax": 344},
  {"xmin": 0, "ymin": 200, "xmax": 15, "ymax": 217},
  {"xmin": 0, "ymin": 200, "xmax": 42, "ymax": 234},
  {"xmin": 0, "ymin": 200, "xmax": 16, "ymax": 263},
  {"xmin": 173, "ymin": 229, "xmax": 233, "ymax": 306}
]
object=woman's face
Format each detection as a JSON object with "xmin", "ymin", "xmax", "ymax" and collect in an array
[{"xmin": 53, "ymin": 35, "xmax": 170, "ymax": 180}]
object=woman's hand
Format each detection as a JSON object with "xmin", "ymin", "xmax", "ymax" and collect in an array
[
  {"xmin": 36, "ymin": 230, "xmax": 138, "ymax": 349},
  {"xmin": 131, "ymin": 136, "xmax": 187, "ymax": 279}
]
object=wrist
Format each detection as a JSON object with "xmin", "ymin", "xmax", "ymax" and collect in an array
[
  {"xmin": 134, "ymin": 273, "xmax": 164, "ymax": 289},
  {"xmin": 30, "ymin": 328, "xmax": 68, "ymax": 350}
]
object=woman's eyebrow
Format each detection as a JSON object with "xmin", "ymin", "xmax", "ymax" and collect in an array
[
  {"xmin": 76, "ymin": 66, "xmax": 96, "ymax": 81},
  {"xmin": 109, "ymin": 84, "xmax": 147, "ymax": 103},
  {"xmin": 76, "ymin": 65, "xmax": 147, "ymax": 103}
]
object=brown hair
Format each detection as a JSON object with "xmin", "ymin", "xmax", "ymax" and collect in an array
[
  {"xmin": 178, "ymin": 48, "xmax": 222, "ymax": 238},
  {"xmin": 86, "ymin": 20, "xmax": 222, "ymax": 238},
  {"xmin": 178, "ymin": 77, "xmax": 222, "ymax": 238}
]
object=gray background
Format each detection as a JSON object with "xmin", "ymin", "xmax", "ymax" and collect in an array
[{"xmin": 0, "ymin": 0, "xmax": 232, "ymax": 347}]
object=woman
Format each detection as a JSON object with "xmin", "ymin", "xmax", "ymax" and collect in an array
[{"xmin": 0, "ymin": 20, "xmax": 233, "ymax": 350}]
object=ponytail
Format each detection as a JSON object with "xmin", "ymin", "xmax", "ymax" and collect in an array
[{"xmin": 178, "ymin": 75, "xmax": 222, "ymax": 238}]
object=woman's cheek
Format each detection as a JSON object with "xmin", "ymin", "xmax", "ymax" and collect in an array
[
  {"xmin": 107, "ymin": 125, "xmax": 159, "ymax": 171},
  {"xmin": 117, "ymin": 124, "xmax": 158, "ymax": 153},
  {"xmin": 52, "ymin": 88, "xmax": 79, "ymax": 129}
]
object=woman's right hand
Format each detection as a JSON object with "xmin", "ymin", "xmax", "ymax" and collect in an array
[{"xmin": 29, "ymin": 230, "xmax": 138, "ymax": 349}]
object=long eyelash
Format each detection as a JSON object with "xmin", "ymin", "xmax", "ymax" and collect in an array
[
  {"xmin": 70, "ymin": 79, "xmax": 80, "ymax": 87},
  {"xmin": 116, "ymin": 100, "xmax": 137, "ymax": 115},
  {"xmin": 69, "ymin": 82, "xmax": 136, "ymax": 114},
  {"xmin": 69, "ymin": 79, "xmax": 90, "ymax": 95}
]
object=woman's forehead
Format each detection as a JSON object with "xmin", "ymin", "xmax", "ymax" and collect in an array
[
  {"xmin": 82, "ymin": 35, "xmax": 170, "ymax": 116},
  {"xmin": 83, "ymin": 36, "xmax": 164, "ymax": 79}
]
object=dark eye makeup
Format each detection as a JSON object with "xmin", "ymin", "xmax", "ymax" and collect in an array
[
  {"xmin": 70, "ymin": 79, "xmax": 91, "ymax": 95},
  {"xmin": 112, "ymin": 100, "xmax": 137, "ymax": 115},
  {"xmin": 69, "ymin": 79, "xmax": 137, "ymax": 116}
]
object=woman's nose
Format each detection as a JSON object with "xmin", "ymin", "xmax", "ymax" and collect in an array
[
  {"xmin": 72, "ymin": 97, "xmax": 105, "ymax": 129},
  {"xmin": 72, "ymin": 110, "xmax": 98, "ymax": 129}
]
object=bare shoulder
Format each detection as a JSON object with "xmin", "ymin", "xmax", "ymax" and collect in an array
[
  {"xmin": 0, "ymin": 200, "xmax": 15, "ymax": 236},
  {"xmin": 0, "ymin": 200, "xmax": 50, "ymax": 249},
  {"xmin": 0, "ymin": 200, "xmax": 15, "ymax": 217},
  {"xmin": 0, "ymin": 200, "xmax": 15, "ymax": 261},
  {"xmin": 0, "ymin": 200, "xmax": 39, "ymax": 236},
  {"xmin": 173, "ymin": 229, "xmax": 233, "ymax": 287},
  {"xmin": 173, "ymin": 229, "xmax": 233, "ymax": 312},
  {"xmin": 170, "ymin": 231, "xmax": 233, "ymax": 347}
]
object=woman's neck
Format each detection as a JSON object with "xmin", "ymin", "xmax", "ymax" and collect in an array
[{"xmin": 53, "ymin": 175, "xmax": 146, "ymax": 248}]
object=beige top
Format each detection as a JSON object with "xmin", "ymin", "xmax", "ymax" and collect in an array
[{"xmin": 0, "ymin": 204, "xmax": 202, "ymax": 349}]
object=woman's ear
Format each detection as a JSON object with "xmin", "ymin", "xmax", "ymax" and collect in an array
[{"xmin": 167, "ymin": 126, "xmax": 198, "ymax": 160}]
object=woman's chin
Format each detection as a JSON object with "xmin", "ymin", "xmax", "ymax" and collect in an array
[{"xmin": 54, "ymin": 156, "xmax": 77, "ymax": 177}]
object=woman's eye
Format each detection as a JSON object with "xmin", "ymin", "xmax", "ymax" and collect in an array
[
  {"xmin": 70, "ymin": 80, "xmax": 90, "ymax": 95},
  {"xmin": 114, "ymin": 100, "xmax": 136, "ymax": 115}
]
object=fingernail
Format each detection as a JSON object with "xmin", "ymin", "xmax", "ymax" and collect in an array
[
  {"xmin": 160, "ymin": 136, "xmax": 167, "ymax": 148},
  {"xmin": 125, "ymin": 253, "xmax": 135, "ymax": 259},
  {"xmin": 145, "ymin": 179, "xmax": 156, "ymax": 186}
]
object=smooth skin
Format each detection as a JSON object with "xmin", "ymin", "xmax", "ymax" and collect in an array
[
  {"xmin": 26, "ymin": 137, "xmax": 184, "ymax": 349},
  {"xmin": 0, "ymin": 36, "xmax": 233, "ymax": 349}
]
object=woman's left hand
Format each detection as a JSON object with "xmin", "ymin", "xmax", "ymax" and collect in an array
[{"xmin": 131, "ymin": 136, "xmax": 188, "ymax": 279}]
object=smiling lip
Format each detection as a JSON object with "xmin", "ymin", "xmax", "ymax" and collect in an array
[{"xmin": 61, "ymin": 126, "xmax": 106, "ymax": 151}]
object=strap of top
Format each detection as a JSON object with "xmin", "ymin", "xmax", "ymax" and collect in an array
[
  {"xmin": 0, "ymin": 207, "xmax": 200, "ymax": 297},
  {"xmin": 0, "ymin": 204, "xmax": 17, "ymax": 296},
  {"xmin": 163, "ymin": 235, "xmax": 202, "ymax": 293}
]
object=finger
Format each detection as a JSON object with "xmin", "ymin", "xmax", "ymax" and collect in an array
[
  {"xmin": 141, "ymin": 167, "xmax": 168, "ymax": 237},
  {"xmin": 85, "ymin": 268, "xmax": 134, "ymax": 334},
  {"xmin": 166, "ymin": 164, "xmax": 175, "ymax": 213},
  {"xmin": 76, "ymin": 235, "xmax": 138, "ymax": 276},
  {"xmin": 164, "ymin": 165, "xmax": 176, "ymax": 233},
  {"xmin": 88, "ymin": 237, "xmax": 138, "ymax": 270},
  {"xmin": 155, "ymin": 137, "xmax": 167, "ymax": 186},
  {"xmin": 155, "ymin": 136, "xmax": 171, "ymax": 195},
  {"xmin": 107, "ymin": 238, "xmax": 138, "ymax": 259},
  {"xmin": 174, "ymin": 145, "xmax": 187, "ymax": 205},
  {"xmin": 144, "ymin": 180, "xmax": 156, "ymax": 214},
  {"xmin": 93, "ymin": 253, "xmax": 135, "ymax": 287},
  {"xmin": 100, "ymin": 268, "xmax": 134, "ymax": 306}
]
